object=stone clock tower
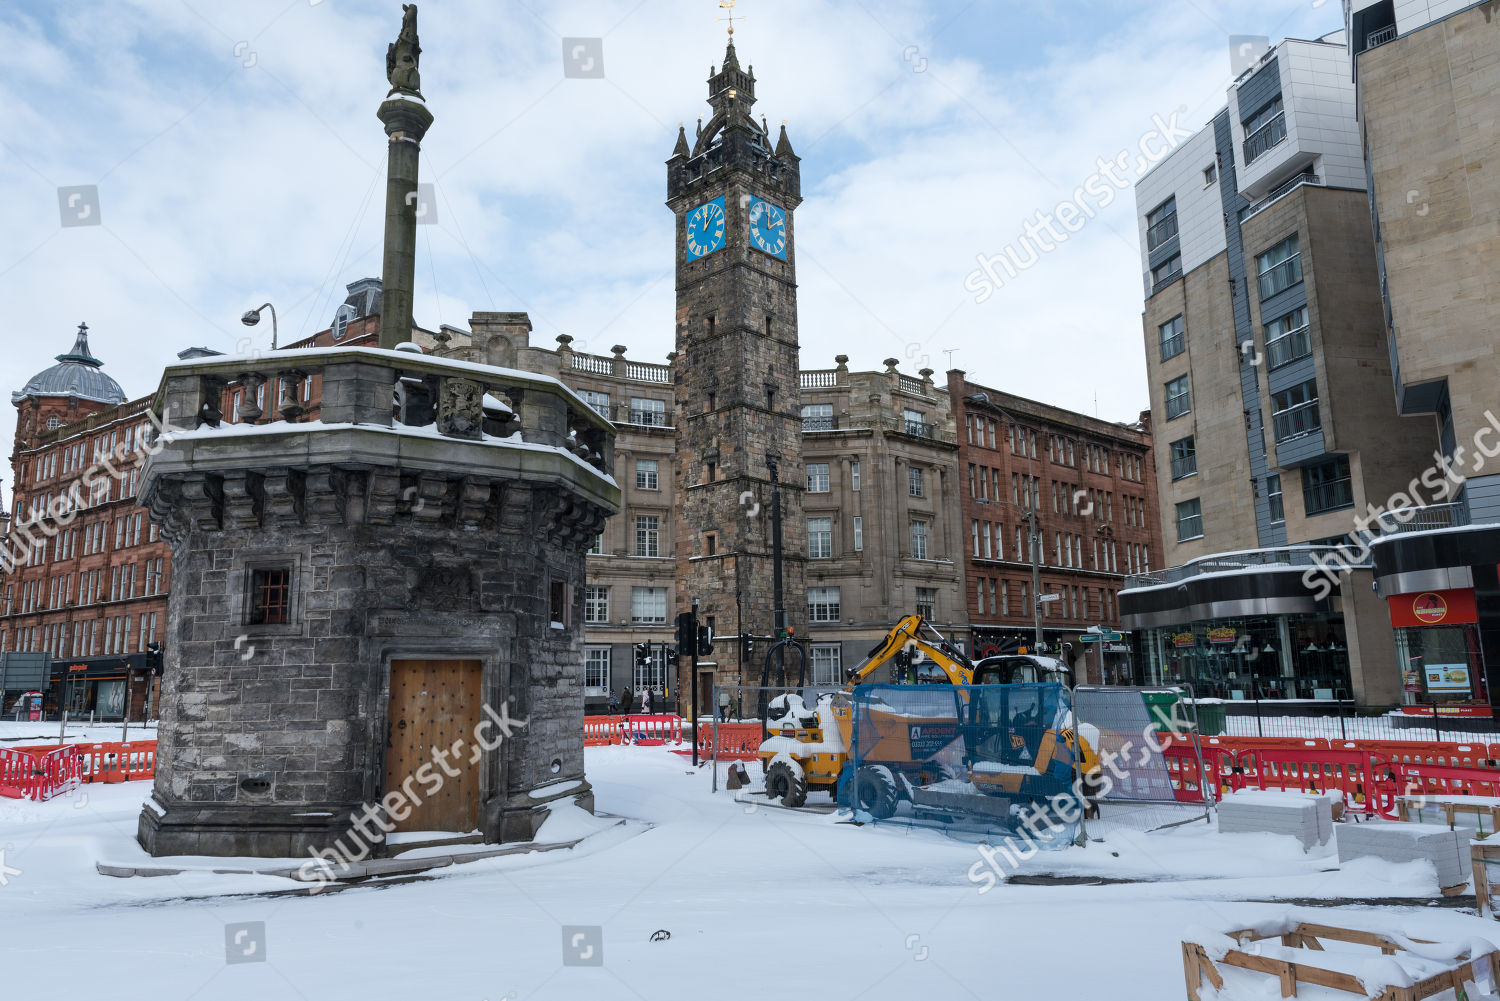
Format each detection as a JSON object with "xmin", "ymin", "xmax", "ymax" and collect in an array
[{"xmin": 667, "ymin": 38, "xmax": 806, "ymax": 711}]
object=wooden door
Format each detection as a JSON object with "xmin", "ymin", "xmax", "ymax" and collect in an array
[{"xmin": 383, "ymin": 659, "xmax": 482, "ymax": 833}]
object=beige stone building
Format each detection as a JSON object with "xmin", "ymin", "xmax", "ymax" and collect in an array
[{"xmin": 1123, "ymin": 31, "xmax": 1430, "ymax": 705}]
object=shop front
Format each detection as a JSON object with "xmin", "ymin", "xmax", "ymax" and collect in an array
[
  {"xmin": 1121, "ymin": 546, "xmax": 1398, "ymax": 705},
  {"xmin": 1136, "ymin": 612, "xmax": 1352, "ymax": 700},
  {"xmin": 1372, "ymin": 523, "xmax": 1500, "ymax": 716},
  {"xmin": 49, "ymin": 653, "xmax": 158, "ymax": 722},
  {"xmin": 969, "ymin": 627, "xmax": 1130, "ymax": 685}
]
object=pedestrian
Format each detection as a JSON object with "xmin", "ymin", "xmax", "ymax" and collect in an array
[
  {"xmin": 718, "ymin": 688, "xmax": 731, "ymax": 722},
  {"xmin": 608, "ymin": 689, "xmax": 619, "ymax": 716},
  {"xmin": 621, "ymin": 686, "xmax": 634, "ymax": 716},
  {"xmin": 641, "ymin": 688, "xmax": 652, "ymax": 715}
]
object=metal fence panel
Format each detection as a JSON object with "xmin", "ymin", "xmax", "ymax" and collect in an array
[{"xmin": 838, "ymin": 683, "xmax": 1082, "ymax": 847}]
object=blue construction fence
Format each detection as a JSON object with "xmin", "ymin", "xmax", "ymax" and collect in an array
[{"xmin": 836, "ymin": 683, "xmax": 1083, "ymax": 847}]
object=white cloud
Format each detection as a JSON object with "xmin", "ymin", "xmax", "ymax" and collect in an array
[{"xmin": 0, "ymin": 0, "xmax": 1339, "ymax": 506}]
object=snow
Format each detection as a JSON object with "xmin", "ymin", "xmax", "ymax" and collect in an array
[
  {"xmin": 0, "ymin": 720, "xmax": 159, "ymax": 744},
  {"xmin": 5, "ymin": 747, "xmax": 1500, "ymax": 1000}
]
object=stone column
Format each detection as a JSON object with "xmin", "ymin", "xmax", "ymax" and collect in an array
[{"xmin": 376, "ymin": 95, "xmax": 435, "ymax": 350}]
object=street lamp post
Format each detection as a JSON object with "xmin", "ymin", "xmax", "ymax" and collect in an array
[{"xmin": 240, "ymin": 303, "xmax": 278, "ymax": 351}]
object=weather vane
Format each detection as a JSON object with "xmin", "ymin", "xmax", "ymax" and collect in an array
[{"xmin": 716, "ymin": 0, "xmax": 744, "ymax": 37}]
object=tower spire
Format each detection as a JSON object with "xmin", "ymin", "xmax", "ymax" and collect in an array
[{"xmin": 56, "ymin": 322, "xmax": 103, "ymax": 367}]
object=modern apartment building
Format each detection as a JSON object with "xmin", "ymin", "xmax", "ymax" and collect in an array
[
  {"xmin": 1122, "ymin": 30, "xmax": 1430, "ymax": 705},
  {"xmin": 1347, "ymin": 0, "xmax": 1500, "ymax": 713},
  {"xmin": 948, "ymin": 372, "xmax": 1162, "ymax": 684}
]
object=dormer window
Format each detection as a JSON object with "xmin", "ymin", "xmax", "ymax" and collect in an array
[{"xmin": 332, "ymin": 303, "xmax": 356, "ymax": 341}]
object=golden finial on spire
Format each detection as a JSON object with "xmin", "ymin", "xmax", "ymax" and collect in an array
[{"xmin": 716, "ymin": 0, "xmax": 743, "ymax": 37}]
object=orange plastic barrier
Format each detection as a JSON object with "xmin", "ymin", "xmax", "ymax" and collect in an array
[
  {"xmin": 584, "ymin": 716, "xmax": 622, "ymax": 747},
  {"xmin": 1336, "ymin": 740, "xmax": 1494, "ymax": 771},
  {"xmin": 621, "ymin": 714, "xmax": 684, "ymax": 746},
  {"xmin": 693, "ymin": 724, "xmax": 765, "ymax": 762},
  {"xmin": 1233, "ymin": 746, "xmax": 1399, "ymax": 818}
]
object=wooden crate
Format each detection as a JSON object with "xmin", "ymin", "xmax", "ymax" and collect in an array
[
  {"xmin": 1474, "ymin": 840, "xmax": 1500, "ymax": 919},
  {"xmin": 1183, "ymin": 921, "xmax": 1498, "ymax": 1000}
]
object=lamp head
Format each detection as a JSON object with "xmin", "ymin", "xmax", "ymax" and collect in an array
[{"xmin": 240, "ymin": 309, "xmax": 262, "ymax": 327}]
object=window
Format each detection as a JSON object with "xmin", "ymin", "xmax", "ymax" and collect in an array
[
  {"xmin": 1303, "ymin": 456, "xmax": 1354, "ymax": 515},
  {"xmin": 809, "ymin": 586, "xmax": 841, "ymax": 622},
  {"xmin": 851, "ymin": 461, "xmax": 861, "ymax": 491},
  {"xmin": 903, "ymin": 409, "xmax": 927, "ymax": 436},
  {"xmin": 1164, "ymin": 375, "xmax": 1191, "ymax": 419},
  {"xmin": 908, "ymin": 467, "xmax": 924, "ymax": 498},
  {"xmin": 635, "ymin": 459, "xmax": 659, "ymax": 490},
  {"xmin": 809, "ymin": 517, "xmax": 832, "ymax": 559},
  {"xmin": 1145, "ymin": 197, "xmax": 1178, "ymax": 252},
  {"xmin": 584, "ymin": 585, "xmax": 609, "ymax": 624},
  {"xmin": 806, "ymin": 463, "xmax": 830, "ymax": 493},
  {"xmin": 1264, "ymin": 306, "xmax": 1310, "ymax": 369},
  {"xmin": 249, "ymin": 568, "xmax": 292, "ymax": 625},
  {"xmin": 46, "ymin": 416, "xmax": 61, "ymax": 431},
  {"xmin": 1203, "ymin": 163, "xmax": 1217, "ymax": 186},
  {"xmin": 801, "ymin": 403, "xmax": 834, "ymax": 432},
  {"xmin": 1242, "ymin": 96, "xmax": 1286, "ymax": 163},
  {"xmin": 1175, "ymin": 499, "xmax": 1204, "ymax": 542},
  {"xmin": 584, "ymin": 648, "xmax": 611, "ymax": 691},
  {"xmin": 1271, "ymin": 379, "xmax": 1320, "ymax": 441},
  {"xmin": 706, "ymin": 461, "xmax": 716, "ymax": 482},
  {"xmin": 578, "ymin": 389, "xmax": 610, "ymax": 417},
  {"xmin": 1256, "ymin": 234, "xmax": 1302, "ymax": 300},
  {"xmin": 810, "ymin": 644, "xmax": 842, "ymax": 685},
  {"xmin": 911, "ymin": 520, "xmax": 929, "ymax": 560},
  {"xmin": 915, "ymin": 587, "xmax": 937, "ymax": 620},
  {"xmin": 1151, "ymin": 254, "xmax": 1182, "ymax": 291},
  {"xmin": 635, "ymin": 515, "xmax": 661, "ymax": 557},
  {"xmin": 549, "ymin": 580, "xmax": 567, "ymax": 627},
  {"xmin": 853, "ymin": 516, "xmax": 863, "ymax": 552},
  {"xmin": 1266, "ymin": 474, "xmax": 1285, "ymax": 523},
  {"xmin": 630, "ymin": 586, "xmax": 667, "ymax": 623},
  {"xmin": 1169, "ymin": 436, "xmax": 1197, "ymax": 479},
  {"xmin": 1158, "ymin": 315, "xmax": 1185, "ymax": 361},
  {"xmin": 629, "ymin": 397, "xmax": 666, "ymax": 426},
  {"xmin": 588, "ymin": 534, "xmax": 605, "ymax": 555},
  {"xmin": 704, "ymin": 532, "xmax": 717, "ymax": 557}
]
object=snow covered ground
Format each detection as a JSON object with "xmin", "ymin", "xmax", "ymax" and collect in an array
[
  {"xmin": 1220, "ymin": 713, "xmax": 1494, "ymax": 744},
  {"xmin": 0, "ymin": 720, "xmax": 159, "ymax": 744},
  {"xmin": 1, "ymin": 744, "xmax": 1496, "ymax": 1000}
]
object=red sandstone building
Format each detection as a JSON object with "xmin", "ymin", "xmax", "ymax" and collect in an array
[
  {"xmin": 948, "ymin": 371, "xmax": 1164, "ymax": 683},
  {"xmin": 2, "ymin": 325, "xmax": 169, "ymax": 720}
]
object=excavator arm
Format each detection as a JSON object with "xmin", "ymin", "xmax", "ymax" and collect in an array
[{"xmin": 845, "ymin": 615, "xmax": 974, "ymax": 687}]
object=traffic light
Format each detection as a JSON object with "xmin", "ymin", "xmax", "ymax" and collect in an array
[
  {"xmin": 665, "ymin": 645, "xmax": 677, "ymax": 661},
  {"xmin": 676, "ymin": 611, "xmax": 696, "ymax": 654},
  {"xmin": 697, "ymin": 624, "xmax": 714, "ymax": 657},
  {"xmin": 743, "ymin": 636, "xmax": 754, "ymax": 661},
  {"xmin": 634, "ymin": 643, "xmax": 650, "ymax": 669},
  {"xmin": 145, "ymin": 642, "xmax": 164, "ymax": 675}
]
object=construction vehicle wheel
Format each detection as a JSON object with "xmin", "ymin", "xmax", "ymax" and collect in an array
[
  {"xmin": 765, "ymin": 760, "xmax": 808, "ymax": 808},
  {"xmin": 856, "ymin": 765, "xmax": 900, "ymax": 820}
]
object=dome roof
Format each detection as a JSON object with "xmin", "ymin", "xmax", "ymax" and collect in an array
[{"xmin": 11, "ymin": 323, "xmax": 126, "ymax": 406}]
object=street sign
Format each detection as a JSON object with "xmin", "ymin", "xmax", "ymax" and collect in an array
[{"xmin": 1079, "ymin": 630, "xmax": 1123, "ymax": 643}]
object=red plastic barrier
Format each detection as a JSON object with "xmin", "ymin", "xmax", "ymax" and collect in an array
[
  {"xmin": 1393, "ymin": 761, "xmax": 1500, "ymax": 800},
  {"xmin": 0, "ymin": 745, "xmax": 85, "ymax": 801},
  {"xmin": 1336, "ymin": 740, "xmax": 1493, "ymax": 770}
]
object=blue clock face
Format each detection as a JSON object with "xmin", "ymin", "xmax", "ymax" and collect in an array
[
  {"xmin": 685, "ymin": 197, "xmax": 726, "ymax": 261},
  {"xmin": 748, "ymin": 196, "xmax": 787, "ymax": 259}
]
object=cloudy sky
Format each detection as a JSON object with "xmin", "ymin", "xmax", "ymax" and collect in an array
[{"xmin": 1, "ymin": 0, "xmax": 1339, "ymax": 492}]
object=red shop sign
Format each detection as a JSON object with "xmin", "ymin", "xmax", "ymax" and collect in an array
[{"xmin": 1387, "ymin": 588, "xmax": 1478, "ymax": 628}]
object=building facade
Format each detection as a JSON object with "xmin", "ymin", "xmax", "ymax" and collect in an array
[
  {"xmin": 1347, "ymin": 0, "xmax": 1500, "ymax": 713},
  {"xmin": 949, "ymin": 372, "xmax": 1161, "ymax": 684},
  {"xmin": 2, "ymin": 325, "xmax": 169, "ymax": 720},
  {"xmin": 1122, "ymin": 30, "xmax": 1431, "ymax": 705}
]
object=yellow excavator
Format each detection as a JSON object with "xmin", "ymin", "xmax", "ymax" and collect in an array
[{"xmin": 758, "ymin": 615, "xmax": 1101, "ymax": 822}]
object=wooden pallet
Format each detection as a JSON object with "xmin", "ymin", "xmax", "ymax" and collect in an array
[{"xmin": 1183, "ymin": 922, "xmax": 1498, "ymax": 1000}]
